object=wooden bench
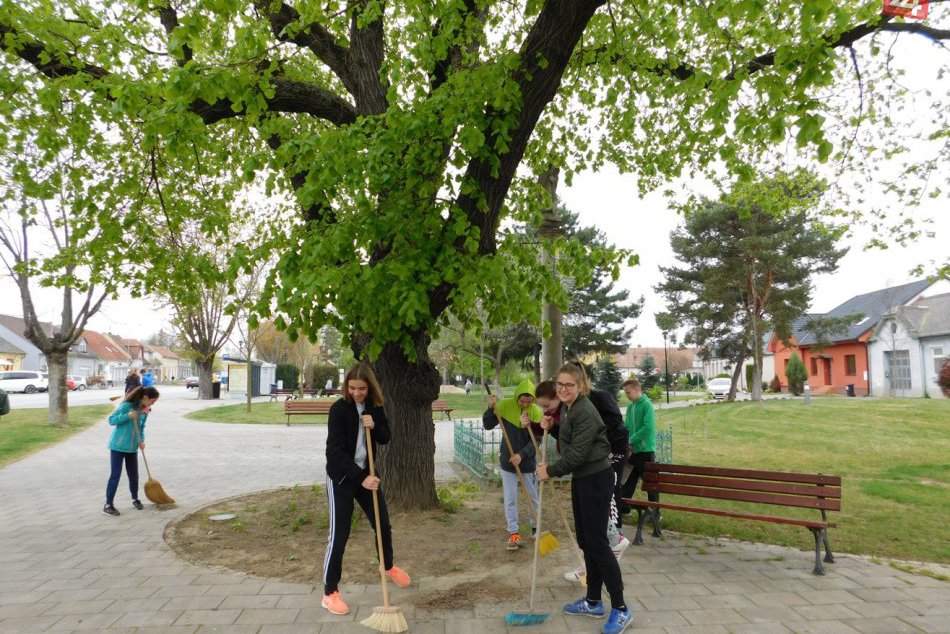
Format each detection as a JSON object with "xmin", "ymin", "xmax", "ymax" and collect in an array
[
  {"xmin": 432, "ymin": 399, "xmax": 454, "ymax": 420},
  {"xmin": 623, "ymin": 463, "xmax": 840, "ymax": 575},
  {"xmin": 284, "ymin": 399, "xmax": 335, "ymax": 425},
  {"xmin": 269, "ymin": 389, "xmax": 297, "ymax": 402}
]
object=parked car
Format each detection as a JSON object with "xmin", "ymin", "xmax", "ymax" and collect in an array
[
  {"xmin": 0, "ymin": 370, "xmax": 49, "ymax": 394},
  {"xmin": 65, "ymin": 378, "xmax": 76, "ymax": 391},
  {"xmin": 707, "ymin": 377, "xmax": 733, "ymax": 399},
  {"xmin": 184, "ymin": 376, "xmax": 199, "ymax": 389},
  {"xmin": 66, "ymin": 375, "xmax": 87, "ymax": 391}
]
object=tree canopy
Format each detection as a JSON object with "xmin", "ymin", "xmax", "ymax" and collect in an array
[{"xmin": 1, "ymin": 0, "xmax": 947, "ymax": 506}]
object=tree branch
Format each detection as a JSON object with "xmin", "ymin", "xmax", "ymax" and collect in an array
[
  {"xmin": 156, "ymin": 3, "xmax": 194, "ymax": 66},
  {"xmin": 346, "ymin": 0, "xmax": 389, "ymax": 115}
]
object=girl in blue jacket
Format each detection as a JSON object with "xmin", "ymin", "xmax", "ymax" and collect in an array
[{"xmin": 103, "ymin": 386, "xmax": 159, "ymax": 516}]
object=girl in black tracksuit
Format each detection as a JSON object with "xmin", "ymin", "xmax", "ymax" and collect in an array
[{"xmin": 321, "ymin": 363, "xmax": 410, "ymax": 616}]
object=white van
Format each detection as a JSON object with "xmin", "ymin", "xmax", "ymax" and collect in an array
[{"xmin": 0, "ymin": 370, "xmax": 49, "ymax": 393}]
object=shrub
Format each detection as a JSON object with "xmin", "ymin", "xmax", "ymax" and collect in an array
[
  {"xmin": 770, "ymin": 375, "xmax": 782, "ymax": 393},
  {"xmin": 786, "ymin": 353, "xmax": 807, "ymax": 396},
  {"xmin": 745, "ymin": 364, "xmax": 754, "ymax": 391},
  {"xmin": 939, "ymin": 358, "xmax": 950, "ymax": 398},
  {"xmin": 646, "ymin": 385, "xmax": 664, "ymax": 403},
  {"xmin": 593, "ymin": 358, "xmax": 623, "ymax": 397},
  {"xmin": 308, "ymin": 363, "xmax": 337, "ymax": 389},
  {"xmin": 276, "ymin": 363, "xmax": 300, "ymax": 390}
]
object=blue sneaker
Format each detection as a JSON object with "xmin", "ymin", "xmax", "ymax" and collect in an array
[
  {"xmin": 602, "ymin": 606, "xmax": 632, "ymax": 634},
  {"xmin": 563, "ymin": 597, "xmax": 605, "ymax": 618}
]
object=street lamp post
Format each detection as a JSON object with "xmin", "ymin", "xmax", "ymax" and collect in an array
[{"xmin": 663, "ymin": 331, "xmax": 670, "ymax": 404}]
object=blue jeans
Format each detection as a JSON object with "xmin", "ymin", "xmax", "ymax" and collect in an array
[{"xmin": 106, "ymin": 450, "xmax": 139, "ymax": 505}]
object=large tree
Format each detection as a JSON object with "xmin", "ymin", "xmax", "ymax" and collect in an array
[
  {"xmin": 657, "ymin": 171, "xmax": 847, "ymax": 401},
  {"xmin": 2, "ymin": 2, "xmax": 946, "ymax": 508}
]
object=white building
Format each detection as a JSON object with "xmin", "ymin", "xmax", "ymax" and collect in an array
[{"xmin": 869, "ymin": 293, "xmax": 950, "ymax": 398}]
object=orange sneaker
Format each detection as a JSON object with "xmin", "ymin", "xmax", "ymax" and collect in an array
[
  {"xmin": 321, "ymin": 591, "xmax": 349, "ymax": 615},
  {"xmin": 385, "ymin": 565, "xmax": 411, "ymax": 588},
  {"xmin": 507, "ymin": 533, "xmax": 523, "ymax": 550}
]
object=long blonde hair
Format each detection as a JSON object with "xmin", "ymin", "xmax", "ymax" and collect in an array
[{"xmin": 343, "ymin": 362, "xmax": 385, "ymax": 406}]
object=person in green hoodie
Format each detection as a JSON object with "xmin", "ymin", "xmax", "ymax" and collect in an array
[
  {"xmin": 483, "ymin": 378, "xmax": 543, "ymax": 550},
  {"xmin": 620, "ymin": 379, "xmax": 658, "ymax": 510},
  {"xmin": 538, "ymin": 364, "xmax": 631, "ymax": 634}
]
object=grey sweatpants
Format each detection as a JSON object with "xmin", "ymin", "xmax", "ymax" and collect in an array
[{"xmin": 501, "ymin": 469, "xmax": 539, "ymax": 534}]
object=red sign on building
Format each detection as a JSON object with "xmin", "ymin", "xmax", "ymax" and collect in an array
[{"xmin": 882, "ymin": 0, "xmax": 929, "ymax": 19}]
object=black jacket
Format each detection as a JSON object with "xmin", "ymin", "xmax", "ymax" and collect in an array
[
  {"xmin": 483, "ymin": 408, "xmax": 536, "ymax": 473},
  {"xmin": 125, "ymin": 374, "xmax": 141, "ymax": 394},
  {"xmin": 587, "ymin": 389, "xmax": 629, "ymax": 456},
  {"xmin": 325, "ymin": 397, "xmax": 391, "ymax": 486}
]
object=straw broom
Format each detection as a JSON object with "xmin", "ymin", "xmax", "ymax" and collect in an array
[
  {"xmin": 131, "ymin": 410, "xmax": 175, "ymax": 506},
  {"xmin": 486, "ymin": 384, "xmax": 559, "ymax": 557},
  {"xmin": 504, "ymin": 428, "xmax": 552, "ymax": 627},
  {"xmin": 360, "ymin": 424, "xmax": 408, "ymax": 633}
]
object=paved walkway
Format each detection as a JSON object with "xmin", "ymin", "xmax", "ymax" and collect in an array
[{"xmin": 1, "ymin": 393, "xmax": 947, "ymax": 633}]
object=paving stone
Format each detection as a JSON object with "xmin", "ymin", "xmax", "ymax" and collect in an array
[
  {"xmin": 694, "ymin": 594, "xmax": 759, "ymax": 610},
  {"xmin": 173, "ymin": 608, "xmax": 242, "ymax": 626},
  {"xmin": 112, "ymin": 609, "xmax": 184, "ymax": 627},
  {"xmin": 219, "ymin": 595, "xmax": 282, "ymax": 610},
  {"xmin": 666, "ymin": 625, "xmax": 730, "ymax": 634},
  {"xmin": 780, "ymin": 621, "xmax": 863, "ymax": 633},
  {"xmin": 725, "ymin": 623, "xmax": 794, "ymax": 633},
  {"xmin": 0, "ymin": 602, "xmax": 56, "ymax": 618},
  {"xmin": 899, "ymin": 614, "xmax": 950, "ymax": 633},
  {"xmin": 234, "ymin": 608, "xmax": 301, "ymax": 625},
  {"xmin": 842, "ymin": 617, "xmax": 928, "ymax": 633},
  {"xmin": 161, "ymin": 596, "xmax": 226, "ymax": 612},
  {"xmin": 47, "ymin": 611, "xmax": 123, "ymax": 630},
  {"xmin": 793, "ymin": 604, "xmax": 865, "ymax": 621},
  {"xmin": 681, "ymin": 607, "xmax": 748, "ymax": 626},
  {"xmin": 41, "ymin": 598, "xmax": 116, "ymax": 616}
]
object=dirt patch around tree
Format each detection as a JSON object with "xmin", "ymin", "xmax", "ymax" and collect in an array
[{"xmin": 165, "ymin": 480, "xmax": 570, "ymax": 596}]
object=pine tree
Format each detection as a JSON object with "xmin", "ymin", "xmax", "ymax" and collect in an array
[
  {"xmin": 786, "ymin": 353, "xmax": 808, "ymax": 396},
  {"xmin": 638, "ymin": 353, "xmax": 659, "ymax": 390},
  {"xmin": 593, "ymin": 357, "xmax": 623, "ymax": 397}
]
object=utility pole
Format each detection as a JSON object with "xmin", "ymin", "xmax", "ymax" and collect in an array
[{"xmin": 663, "ymin": 331, "xmax": 670, "ymax": 404}]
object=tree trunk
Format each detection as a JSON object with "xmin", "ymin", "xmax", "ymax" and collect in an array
[
  {"xmin": 246, "ymin": 356, "xmax": 253, "ymax": 413},
  {"xmin": 751, "ymin": 339, "xmax": 764, "ymax": 402},
  {"xmin": 727, "ymin": 354, "xmax": 745, "ymax": 402},
  {"xmin": 196, "ymin": 358, "xmax": 215, "ymax": 399},
  {"xmin": 373, "ymin": 337, "xmax": 441, "ymax": 511},
  {"xmin": 46, "ymin": 350, "xmax": 69, "ymax": 426}
]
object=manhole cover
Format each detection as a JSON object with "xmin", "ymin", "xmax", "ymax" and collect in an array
[{"xmin": 208, "ymin": 513, "xmax": 237, "ymax": 521}]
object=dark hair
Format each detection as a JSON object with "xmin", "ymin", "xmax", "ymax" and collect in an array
[
  {"xmin": 125, "ymin": 386, "xmax": 160, "ymax": 408},
  {"xmin": 342, "ymin": 362, "xmax": 384, "ymax": 406},
  {"xmin": 535, "ymin": 380, "xmax": 557, "ymax": 399}
]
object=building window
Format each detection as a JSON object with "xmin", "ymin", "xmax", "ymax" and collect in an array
[
  {"xmin": 810, "ymin": 358, "xmax": 818, "ymax": 375},
  {"xmin": 934, "ymin": 347, "xmax": 946, "ymax": 374},
  {"xmin": 845, "ymin": 355, "xmax": 856, "ymax": 376},
  {"xmin": 885, "ymin": 350, "xmax": 912, "ymax": 391},
  {"xmin": 78, "ymin": 340, "xmax": 87, "ymax": 353}
]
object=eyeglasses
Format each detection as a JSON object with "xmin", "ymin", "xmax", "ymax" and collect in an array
[{"xmin": 555, "ymin": 382, "xmax": 576, "ymax": 390}]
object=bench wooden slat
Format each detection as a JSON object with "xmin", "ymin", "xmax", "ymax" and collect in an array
[
  {"xmin": 646, "ymin": 462, "xmax": 841, "ymax": 486},
  {"xmin": 650, "ymin": 473, "xmax": 841, "ymax": 499},
  {"xmin": 622, "ymin": 499, "xmax": 836, "ymax": 530},
  {"xmin": 645, "ymin": 482, "xmax": 841, "ymax": 511}
]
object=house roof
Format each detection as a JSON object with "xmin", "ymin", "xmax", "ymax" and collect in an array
[
  {"xmin": 145, "ymin": 344, "xmax": 179, "ymax": 360},
  {"xmin": 0, "ymin": 313, "xmax": 55, "ymax": 339},
  {"xmin": 796, "ymin": 279, "xmax": 933, "ymax": 347},
  {"xmin": 613, "ymin": 346, "xmax": 698, "ymax": 370},
  {"xmin": 82, "ymin": 330, "xmax": 132, "ymax": 362},
  {"xmin": 895, "ymin": 293, "xmax": 950, "ymax": 338},
  {"xmin": 0, "ymin": 335, "xmax": 26, "ymax": 355}
]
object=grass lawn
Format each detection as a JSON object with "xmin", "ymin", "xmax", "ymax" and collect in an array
[
  {"xmin": 645, "ymin": 398, "xmax": 950, "ymax": 564},
  {"xmin": 0, "ymin": 404, "xmax": 114, "ymax": 467}
]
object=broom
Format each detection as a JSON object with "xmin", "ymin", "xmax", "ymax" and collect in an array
[
  {"xmin": 486, "ymin": 384, "xmax": 559, "ymax": 557},
  {"xmin": 504, "ymin": 426, "xmax": 551, "ymax": 627},
  {"xmin": 360, "ymin": 424, "xmax": 408, "ymax": 633},
  {"xmin": 525, "ymin": 424, "xmax": 587, "ymax": 586},
  {"xmin": 131, "ymin": 411, "xmax": 175, "ymax": 505}
]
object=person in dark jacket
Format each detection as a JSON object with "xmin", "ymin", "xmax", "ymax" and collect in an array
[
  {"xmin": 538, "ymin": 364, "xmax": 632, "ymax": 634},
  {"xmin": 124, "ymin": 368, "xmax": 141, "ymax": 394},
  {"xmin": 483, "ymin": 378, "xmax": 543, "ymax": 550},
  {"xmin": 321, "ymin": 362, "xmax": 410, "ymax": 616}
]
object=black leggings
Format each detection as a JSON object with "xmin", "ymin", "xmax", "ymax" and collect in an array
[
  {"xmin": 323, "ymin": 474, "xmax": 393, "ymax": 595},
  {"xmin": 106, "ymin": 450, "xmax": 139, "ymax": 505},
  {"xmin": 572, "ymin": 467, "xmax": 625, "ymax": 608},
  {"xmin": 622, "ymin": 451, "xmax": 659, "ymax": 503}
]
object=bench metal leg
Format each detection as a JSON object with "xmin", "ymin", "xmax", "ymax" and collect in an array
[
  {"xmin": 809, "ymin": 528, "xmax": 826, "ymax": 575},
  {"xmin": 822, "ymin": 528, "xmax": 835, "ymax": 564},
  {"xmin": 649, "ymin": 509, "xmax": 662, "ymax": 538},
  {"xmin": 634, "ymin": 508, "xmax": 647, "ymax": 545}
]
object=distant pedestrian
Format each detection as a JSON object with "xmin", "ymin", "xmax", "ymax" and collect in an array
[
  {"xmin": 465, "ymin": 379, "xmax": 473, "ymax": 394},
  {"xmin": 103, "ymin": 386, "xmax": 160, "ymax": 516},
  {"xmin": 142, "ymin": 369, "xmax": 155, "ymax": 388},
  {"xmin": 124, "ymin": 368, "xmax": 140, "ymax": 394},
  {"xmin": 325, "ymin": 378, "xmax": 333, "ymax": 390}
]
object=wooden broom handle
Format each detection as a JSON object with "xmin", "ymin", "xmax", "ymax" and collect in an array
[
  {"xmin": 129, "ymin": 410, "xmax": 152, "ymax": 479},
  {"xmin": 364, "ymin": 423, "xmax": 391, "ymax": 608}
]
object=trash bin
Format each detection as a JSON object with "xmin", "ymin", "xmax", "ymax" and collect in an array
[
  {"xmin": 211, "ymin": 382, "xmax": 221, "ymax": 399},
  {"xmin": 845, "ymin": 384, "xmax": 855, "ymax": 397}
]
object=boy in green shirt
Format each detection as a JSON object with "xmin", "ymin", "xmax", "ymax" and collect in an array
[{"xmin": 620, "ymin": 379, "xmax": 659, "ymax": 510}]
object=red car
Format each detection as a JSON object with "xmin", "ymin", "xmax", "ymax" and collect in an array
[{"xmin": 65, "ymin": 378, "xmax": 76, "ymax": 391}]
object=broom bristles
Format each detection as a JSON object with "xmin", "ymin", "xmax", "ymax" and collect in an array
[
  {"xmin": 505, "ymin": 611, "xmax": 550, "ymax": 626},
  {"xmin": 360, "ymin": 605, "xmax": 408, "ymax": 633},
  {"xmin": 537, "ymin": 530, "xmax": 559, "ymax": 557},
  {"xmin": 144, "ymin": 478, "xmax": 175, "ymax": 505}
]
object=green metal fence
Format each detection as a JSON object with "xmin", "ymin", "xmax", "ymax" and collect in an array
[{"xmin": 453, "ymin": 419, "xmax": 673, "ymax": 483}]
